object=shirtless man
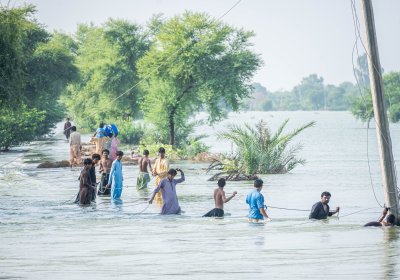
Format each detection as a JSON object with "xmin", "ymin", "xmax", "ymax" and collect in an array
[
  {"xmin": 136, "ymin": 150, "xmax": 152, "ymax": 190},
  {"xmin": 98, "ymin": 149, "xmax": 113, "ymax": 195},
  {"xmin": 364, "ymin": 208, "xmax": 396, "ymax": 227},
  {"xmin": 203, "ymin": 178, "xmax": 237, "ymax": 217}
]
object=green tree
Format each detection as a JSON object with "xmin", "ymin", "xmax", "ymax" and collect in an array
[
  {"xmin": 292, "ymin": 74, "xmax": 326, "ymax": 110},
  {"xmin": 350, "ymin": 71, "xmax": 400, "ymax": 125},
  {"xmin": 0, "ymin": 5, "xmax": 35, "ymax": 107},
  {"xmin": 138, "ymin": 12, "xmax": 262, "ymax": 145},
  {"xmin": 64, "ymin": 20, "xmax": 150, "ymax": 129},
  {"xmin": 0, "ymin": 5, "xmax": 78, "ymax": 149},
  {"xmin": 207, "ymin": 120, "xmax": 315, "ymax": 180}
]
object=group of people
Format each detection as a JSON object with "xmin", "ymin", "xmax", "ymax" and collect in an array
[
  {"xmin": 65, "ymin": 119, "xmax": 397, "ymax": 226},
  {"xmin": 93, "ymin": 122, "xmax": 120, "ymax": 160},
  {"xmin": 75, "ymin": 149, "xmax": 124, "ymax": 204}
]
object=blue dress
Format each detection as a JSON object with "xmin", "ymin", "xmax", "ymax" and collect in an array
[{"xmin": 109, "ymin": 159, "xmax": 123, "ymax": 199}]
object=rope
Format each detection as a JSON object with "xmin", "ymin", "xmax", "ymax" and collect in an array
[
  {"xmin": 131, "ymin": 204, "xmax": 150, "ymax": 215},
  {"xmin": 338, "ymin": 207, "xmax": 378, "ymax": 218},
  {"xmin": 266, "ymin": 205, "xmax": 309, "ymax": 212}
]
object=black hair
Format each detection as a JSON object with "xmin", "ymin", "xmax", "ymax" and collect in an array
[
  {"xmin": 92, "ymin": 153, "xmax": 101, "ymax": 161},
  {"xmin": 71, "ymin": 126, "xmax": 77, "ymax": 131},
  {"xmin": 116, "ymin": 151, "xmax": 124, "ymax": 157},
  {"xmin": 158, "ymin": 147, "xmax": 166, "ymax": 153},
  {"xmin": 102, "ymin": 149, "xmax": 109, "ymax": 155},
  {"xmin": 387, "ymin": 214, "xmax": 396, "ymax": 225},
  {"xmin": 217, "ymin": 178, "xmax": 226, "ymax": 188},
  {"xmin": 99, "ymin": 122, "xmax": 104, "ymax": 128},
  {"xmin": 84, "ymin": 158, "xmax": 93, "ymax": 165},
  {"xmin": 321, "ymin": 191, "xmax": 331, "ymax": 197},
  {"xmin": 168, "ymin": 169, "xmax": 177, "ymax": 176},
  {"xmin": 143, "ymin": 149, "xmax": 149, "ymax": 155},
  {"xmin": 254, "ymin": 179, "xmax": 263, "ymax": 188}
]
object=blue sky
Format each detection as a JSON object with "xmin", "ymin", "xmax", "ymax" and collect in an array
[{"xmin": 16, "ymin": 0, "xmax": 400, "ymax": 91}]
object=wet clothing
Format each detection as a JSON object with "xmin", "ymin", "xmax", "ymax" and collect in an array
[
  {"xmin": 137, "ymin": 172, "xmax": 150, "ymax": 190},
  {"xmin": 246, "ymin": 189, "xmax": 265, "ymax": 220},
  {"xmin": 364, "ymin": 221, "xmax": 382, "ymax": 227},
  {"xmin": 109, "ymin": 159, "xmax": 123, "ymax": 199},
  {"xmin": 78, "ymin": 168, "xmax": 94, "ymax": 205},
  {"xmin": 63, "ymin": 121, "xmax": 72, "ymax": 140},
  {"xmin": 98, "ymin": 173, "xmax": 110, "ymax": 195},
  {"xmin": 69, "ymin": 131, "xmax": 81, "ymax": 166},
  {"xmin": 309, "ymin": 202, "xmax": 334, "ymax": 219},
  {"xmin": 203, "ymin": 208, "xmax": 224, "ymax": 217},
  {"xmin": 152, "ymin": 171, "xmax": 185, "ymax": 215},
  {"xmin": 152, "ymin": 157, "xmax": 169, "ymax": 204},
  {"xmin": 89, "ymin": 166, "xmax": 97, "ymax": 201}
]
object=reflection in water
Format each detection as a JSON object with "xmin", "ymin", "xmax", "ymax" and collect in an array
[{"xmin": 383, "ymin": 228, "xmax": 399, "ymax": 279}]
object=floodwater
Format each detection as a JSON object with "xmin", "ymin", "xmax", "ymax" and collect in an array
[{"xmin": 0, "ymin": 111, "xmax": 399, "ymax": 280}]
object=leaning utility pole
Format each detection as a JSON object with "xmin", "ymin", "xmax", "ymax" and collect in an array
[{"xmin": 360, "ymin": 0, "xmax": 400, "ymax": 224}]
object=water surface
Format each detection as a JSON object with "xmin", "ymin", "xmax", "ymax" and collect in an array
[{"xmin": 0, "ymin": 111, "xmax": 399, "ymax": 279}]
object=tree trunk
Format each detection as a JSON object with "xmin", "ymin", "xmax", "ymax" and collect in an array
[{"xmin": 169, "ymin": 112, "xmax": 175, "ymax": 145}]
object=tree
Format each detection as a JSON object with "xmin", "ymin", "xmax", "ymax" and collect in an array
[
  {"xmin": 63, "ymin": 20, "xmax": 150, "ymax": 129},
  {"xmin": 0, "ymin": 5, "xmax": 35, "ymax": 108},
  {"xmin": 137, "ymin": 12, "xmax": 262, "ymax": 145},
  {"xmin": 350, "ymin": 71, "xmax": 400, "ymax": 125},
  {"xmin": 207, "ymin": 120, "xmax": 315, "ymax": 180},
  {"xmin": 355, "ymin": 54, "xmax": 370, "ymax": 87},
  {"xmin": 292, "ymin": 74, "xmax": 326, "ymax": 110},
  {"xmin": 0, "ymin": 5, "xmax": 78, "ymax": 149}
]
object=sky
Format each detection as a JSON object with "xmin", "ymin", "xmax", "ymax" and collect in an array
[{"xmin": 11, "ymin": 0, "xmax": 400, "ymax": 91}]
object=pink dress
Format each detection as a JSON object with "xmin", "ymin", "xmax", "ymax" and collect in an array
[{"xmin": 110, "ymin": 137, "xmax": 120, "ymax": 161}]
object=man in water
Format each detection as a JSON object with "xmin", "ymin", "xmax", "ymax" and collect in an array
[
  {"xmin": 63, "ymin": 118, "xmax": 72, "ymax": 140},
  {"xmin": 98, "ymin": 149, "xmax": 112, "ymax": 195},
  {"xmin": 364, "ymin": 208, "xmax": 396, "ymax": 227},
  {"xmin": 137, "ymin": 149, "xmax": 152, "ymax": 190},
  {"xmin": 69, "ymin": 126, "xmax": 82, "ymax": 167},
  {"xmin": 78, "ymin": 158, "xmax": 95, "ymax": 205},
  {"xmin": 149, "ymin": 168, "xmax": 185, "ymax": 215},
  {"xmin": 107, "ymin": 151, "xmax": 124, "ymax": 199},
  {"xmin": 246, "ymin": 179, "xmax": 270, "ymax": 222},
  {"xmin": 309, "ymin": 191, "xmax": 340, "ymax": 219},
  {"xmin": 90, "ymin": 153, "xmax": 101, "ymax": 201},
  {"xmin": 203, "ymin": 178, "xmax": 237, "ymax": 217},
  {"xmin": 152, "ymin": 147, "xmax": 169, "ymax": 204}
]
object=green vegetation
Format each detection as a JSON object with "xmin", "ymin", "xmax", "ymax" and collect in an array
[
  {"xmin": 0, "ymin": 5, "xmax": 78, "ymax": 150},
  {"xmin": 208, "ymin": 120, "xmax": 315, "ymax": 180},
  {"xmin": 61, "ymin": 20, "xmax": 150, "ymax": 129},
  {"xmin": 137, "ymin": 12, "xmax": 262, "ymax": 145},
  {"xmin": 246, "ymin": 77, "xmax": 358, "ymax": 111},
  {"xmin": 349, "ymin": 54, "xmax": 400, "ymax": 125}
]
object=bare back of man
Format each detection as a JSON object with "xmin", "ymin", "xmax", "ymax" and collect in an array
[{"xmin": 214, "ymin": 188, "xmax": 225, "ymax": 209}]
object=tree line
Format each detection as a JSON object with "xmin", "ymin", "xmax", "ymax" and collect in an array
[
  {"xmin": 1, "ymin": 5, "xmax": 261, "ymax": 150},
  {"xmin": 2, "ymin": 5, "xmax": 400, "ymax": 151},
  {"xmin": 246, "ymin": 54, "xmax": 400, "ymax": 128}
]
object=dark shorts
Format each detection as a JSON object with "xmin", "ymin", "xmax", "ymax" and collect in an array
[
  {"xmin": 203, "ymin": 208, "xmax": 224, "ymax": 217},
  {"xmin": 98, "ymin": 173, "xmax": 110, "ymax": 195}
]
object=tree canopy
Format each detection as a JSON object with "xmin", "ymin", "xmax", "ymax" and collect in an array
[
  {"xmin": 62, "ymin": 20, "xmax": 150, "ymax": 129},
  {"xmin": 137, "ymin": 12, "xmax": 262, "ymax": 145},
  {"xmin": 0, "ymin": 5, "xmax": 78, "ymax": 150}
]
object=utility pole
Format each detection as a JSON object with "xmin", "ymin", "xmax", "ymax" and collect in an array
[{"xmin": 360, "ymin": 0, "xmax": 400, "ymax": 224}]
